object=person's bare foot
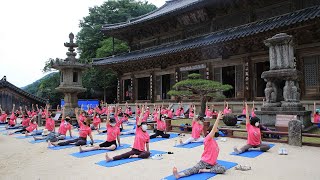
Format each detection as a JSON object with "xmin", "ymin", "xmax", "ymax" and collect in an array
[
  {"xmin": 33, "ymin": 136, "xmax": 37, "ymax": 141},
  {"xmin": 233, "ymin": 146, "xmax": 240, "ymax": 154},
  {"xmin": 105, "ymin": 153, "xmax": 112, "ymax": 162},
  {"xmin": 48, "ymin": 141, "xmax": 53, "ymax": 148},
  {"xmin": 79, "ymin": 146, "xmax": 83, "ymax": 153},
  {"xmin": 179, "ymin": 139, "xmax": 183, "ymax": 145},
  {"xmin": 173, "ymin": 167, "xmax": 180, "ymax": 179}
]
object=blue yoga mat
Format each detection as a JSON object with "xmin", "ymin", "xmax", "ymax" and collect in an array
[
  {"xmin": 163, "ymin": 160, "xmax": 238, "ymax": 180},
  {"xmin": 95, "ymin": 150, "xmax": 166, "ymax": 167},
  {"xmin": 149, "ymin": 133, "xmax": 179, "ymax": 143},
  {"xmin": 29, "ymin": 136, "xmax": 78, "ymax": 144},
  {"xmin": 48, "ymin": 140, "xmax": 104, "ymax": 150},
  {"xmin": 70, "ymin": 144, "xmax": 131, "ymax": 158},
  {"xmin": 175, "ymin": 142, "xmax": 203, "ymax": 149},
  {"xmin": 230, "ymin": 144, "xmax": 275, "ymax": 158},
  {"xmin": 15, "ymin": 131, "xmax": 44, "ymax": 139}
]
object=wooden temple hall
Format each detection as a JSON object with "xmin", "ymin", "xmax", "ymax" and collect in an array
[{"xmin": 93, "ymin": 0, "xmax": 320, "ymax": 103}]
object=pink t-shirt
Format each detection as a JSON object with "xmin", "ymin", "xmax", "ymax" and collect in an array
[
  {"xmin": 191, "ymin": 121, "xmax": 203, "ymax": 139},
  {"xmin": 223, "ymin": 108, "xmax": 232, "ymax": 114},
  {"xmin": 58, "ymin": 119, "xmax": 71, "ymax": 135},
  {"xmin": 0, "ymin": 114, "xmax": 7, "ymax": 122},
  {"xmin": 26, "ymin": 123, "xmax": 38, "ymax": 132},
  {"xmin": 246, "ymin": 123, "xmax": 261, "ymax": 146},
  {"xmin": 27, "ymin": 111, "xmax": 32, "ymax": 117},
  {"xmin": 79, "ymin": 115, "xmax": 86, "ymax": 122},
  {"xmin": 136, "ymin": 108, "xmax": 141, "ymax": 115},
  {"xmin": 201, "ymin": 135, "xmax": 219, "ymax": 165},
  {"xmin": 31, "ymin": 111, "xmax": 37, "ymax": 117},
  {"xmin": 155, "ymin": 116, "xmax": 166, "ymax": 131},
  {"xmin": 45, "ymin": 118, "xmax": 55, "ymax": 131},
  {"xmin": 175, "ymin": 109, "xmax": 181, "ymax": 116},
  {"xmin": 314, "ymin": 114, "xmax": 320, "ymax": 123},
  {"xmin": 106, "ymin": 124, "xmax": 120, "ymax": 142},
  {"xmin": 205, "ymin": 110, "xmax": 212, "ymax": 117},
  {"xmin": 79, "ymin": 122, "xmax": 92, "ymax": 138},
  {"xmin": 161, "ymin": 109, "xmax": 167, "ymax": 115},
  {"xmin": 22, "ymin": 117, "xmax": 30, "ymax": 127},
  {"xmin": 142, "ymin": 112, "xmax": 149, "ymax": 122},
  {"xmin": 242, "ymin": 108, "xmax": 246, "ymax": 115},
  {"xmin": 93, "ymin": 117, "xmax": 101, "ymax": 127},
  {"xmin": 133, "ymin": 127, "xmax": 150, "ymax": 151},
  {"xmin": 87, "ymin": 109, "xmax": 93, "ymax": 115},
  {"xmin": 189, "ymin": 112, "xmax": 194, "ymax": 118},
  {"xmin": 167, "ymin": 111, "xmax": 173, "ymax": 119},
  {"xmin": 9, "ymin": 113, "xmax": 16, "ymax": 126},
  {"xmin": 251, "ymin": 111, "xmax": 256, "ymax": 118}
]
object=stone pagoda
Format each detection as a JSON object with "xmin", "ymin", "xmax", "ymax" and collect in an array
[
  {"xmin": 256, "ymin": 33, "xmax": 313, "ymax": 131},
  {"xmin": 51, "ymin": 33, "xmax": 91, "ymax": 116}
]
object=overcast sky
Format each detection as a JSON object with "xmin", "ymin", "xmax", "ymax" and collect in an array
[{"xmin": 0, "ymin": 0, "xmax": 166, "ymax": 88}]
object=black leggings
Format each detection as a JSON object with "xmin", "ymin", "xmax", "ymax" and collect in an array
[
  {"xmin": 13, "ymin": 127, "xmax": 27, "ymax": 134},
  {"xmin": 57, "ymin": 137, "xmax": 86, "ymax": 146},
  {"xmin": 150, "ymin": 130, "xmax": 170, "ymax": 139},
  {"xmin": 102, "ymin": 128, "xmax": 123, "ymax": 133}
]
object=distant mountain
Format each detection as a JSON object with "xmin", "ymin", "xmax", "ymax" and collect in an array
[{"xmin": 22, "ymin": 72, "xmax": 58, "ymax": 95}]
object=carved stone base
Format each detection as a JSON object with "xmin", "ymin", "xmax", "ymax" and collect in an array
[
  {"xmin": 255, "ymin": 110, "xmax": 313, "ymax": 131},
  {"xmin": 281, "ymin": 101, "xmax": 302, "ymax": 108},
  {"xmin": 262, "ymin": 102, "xmax": 281, "ymax": 108}
]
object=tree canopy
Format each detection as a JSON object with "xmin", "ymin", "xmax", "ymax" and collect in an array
[
  {"xmin": 168, "ymin": 73, "xmax": 233, "ymax": 116},
  {"xmin": 28, "ymin": 0, "xmax": 157, "ymax": 105}
]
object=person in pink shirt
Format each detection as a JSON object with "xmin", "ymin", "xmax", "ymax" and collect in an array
[
  {"xmin": 223, "ymin": 101, "xmax": 232, "ymax": 114},
  {"xmin": 167, "ymin": 108, "xmax": 174, "ymax": 119},
  {"xmin": 45, "ymin": 104, "xmax": 56, "ymax": 132},
  {"xmin": 91, "ymin": 110, "xmax": 101, "ymax": 131},
  {"xmin": 135, "ymin": 103, "xmax": 141, "ymax": 116},
  {"xmin": 173, "ymin": 112, "xmax": 226, "ymax": 179},
  {"xmin": 150, "ymin": 108, "xmax": 170, "ymax": 139},
  {"xmin": 0, "ymin": 105, "xmax": 8, "ymax": 123},
  {"xmin": 80, "ymin": 107, "xmax": 121, "ymax": 152},
  {"xmin": 125, "ymin": 102, "xmax": 133, "ymax": 116},
  {"xmin": 7, "ymin": 104, "xmax": 17, "ymax": 128},
  {"xmin": 20, "ymin": 106, "xmax": 31, "ymax": 128},
  {"xmin": 87, "ymin": 105, "xmax": 94, "ymax": 115},
  {"xmin": 179, "ymin": 106, "xmax": 205, "ymax": 145},
  {"xmin": 205, "ymin": 105, "xmax": 213, "ymax": 118},
  {"xmin": 188, "ymin": 104, "xmax": 195, "ymax": 118},
  {"xmin": 9, "ymin": 116, "xmax": 38, "ymax": 135},
  {"xmin": 233, "ymin": 103, "xmax": 270, "ymax": 154},
  {"xmin": 49, "ymin": 108, "xmax": 94, "ymax": 147},
  {"xmin": 105, "ymin": 106, "xmax": 150, "ymax": 162},
  {"xmin": 34, "ymin": 107, "xmax": 72, "ymax": 142},
  {"xmin": 313, "ymin": 102, "xmax": 320, "ymax": 123}
]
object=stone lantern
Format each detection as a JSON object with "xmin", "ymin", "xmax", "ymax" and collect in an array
[{"xmin": 51, "ymin": 33, "xmax": 91, "ymax": 116}]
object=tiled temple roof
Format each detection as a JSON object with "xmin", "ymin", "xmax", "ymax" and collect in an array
[
  {"xmin": 0, "ymin": 79, "xmax": 47, "ymax": 104},
  {"xmin": 94, "ymin": 5, "xmax": 320, "ymax": 66},
  {"xmin": 102, "ymin": 0, "xmax": 206, "ymax": 31}
]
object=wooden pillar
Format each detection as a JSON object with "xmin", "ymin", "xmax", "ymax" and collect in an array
[
  {"xmin": 150, "ymin": 72, "xmax": 155, "ymax": 103},
  {"xmin": 117, "ymin": 78, "xmax": 120, "ymax": 103},
  {"xmin": 130, "ymin": 75, "xmax": 134, "ymax": 103},
  {"xmin": 244, "ymin": 57, "xmax": 252, "ymax": 101}
]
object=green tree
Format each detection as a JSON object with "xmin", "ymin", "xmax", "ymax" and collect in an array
[
  {"xmin": 77, "ymin": 0, "xmax": 157, "ymax": 60},
  {"xmin": 168, "ymin": 74, "xmax": 233, "ymax": 117}
]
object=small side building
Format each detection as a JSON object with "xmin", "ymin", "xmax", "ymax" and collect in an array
[{"xmin": 0, "ymin": 76, "xmax": 46, "ymax": 113}]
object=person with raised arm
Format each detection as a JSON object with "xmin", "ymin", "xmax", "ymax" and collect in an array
[
  {"xmin": 233, "ymin": 103, "xmax": 270, "ymax": 154},
  {"xmin": 80, "ymin": 104, "xmax": 120, "ymax": 152},
  {"xmin": 223, "ymin": 101, "xmax": 232, "ymax": 114},
  {"xmin": 149, "ymin": 107, "xmax": 170, "ymax": 139},
  {"xmin": 179, "ymin": 105, "xmax": 205, "ymax": 145},
  {"xmin": 91, "ymin": 109, "xmax": 101, "ymax": 131},
  {"xmin": 20, "ymin": 106, "xmax": 30, "ymax": 128},
  {"xmin": 9, "ymin": 116, "xmax": 38, "ymax": 135},
  {"xmin": 48, "ymin": 108, "xmax": 94, "ymax": 147},
  {"xmin": 251, "ymin": 101, "xmax": 257, "ymax": 118},
  {"xmin": 7, "ymin": 104, "xmax": 17, "ymax": 128},
  {"xmin": 34, "ymin": 106, "xmax": 72, "ymax": 142},
  {"xmin": 173, "ymin": 111, "xmax": 226, "ymax": 179},
  {"xmin": 44, "ymin": 104, "xmax": 55, "ymax": 133},
  {"xmin": 105, "ymin": 106, "xmax": 150, "ymax": 162},
  {"xmin": 0, "ymin": 105, "xmax": 8, "ymax": 124}
]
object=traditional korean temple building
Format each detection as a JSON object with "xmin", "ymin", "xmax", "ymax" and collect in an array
[
  {"xmin": 0, "ymin": 76, "xmax": 46, "ymax": 112},
  {"xmin": 93, "ymin": 0, "xmax": 320, "ymax": 103}
]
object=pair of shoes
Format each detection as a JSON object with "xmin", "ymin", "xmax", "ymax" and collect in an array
[
  {"xmin": 235, "ymin": 165, "xmax": 251, "ymax": 171},
  {"xmin": 278, "ymin": 148, "xmax": 288, "ymax": 155},
  {"xmin": 151, "ymin": 154, "xmax": 163, "ymax": 160}
]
